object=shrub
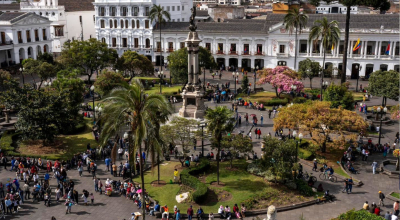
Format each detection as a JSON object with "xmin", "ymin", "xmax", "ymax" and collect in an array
[
  {"xmin": 264, "ymin": 98, "xmax": 288, "ymax": 106},
  {"xmin": 298, "ymin": 148, "xmax": 314, "ymax": 160},
  {"xmin": 334, "ymin": 209, "xmax": 384, "ymax": 220},
  {"xmin": 293, "ymin": 97, "xmax": 307, "ymax": 104},
  {"xmin": 61, "ymin": 119, "xmax": 87, "ymax": 135},
  {"xmin": 295, "ymin": 179, "xmax": 314, "ymax": 197},
  {"xmin": 247, "ymin": 163, "xmax": 269, "ymax": 177},
  {"xmin": 0, "ymin": 131, "xmax": 15, "ymax": 151},
  {"xmin": 180, "ymin": 158, "xmax": 210, "ymax": 203}
]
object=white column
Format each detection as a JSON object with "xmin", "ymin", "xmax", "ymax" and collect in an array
[
  {"xmin": 363, "ymin": 41, "xmax": 368, "ymax": 58},
  {"xmin": 306, "ymin": 40, "xmax": 310, "ymax": 56},
  {"xmin": 360, "ymin": 41, "xmax": 364, "ymax": 57},
  {"xmin": 32, "ymin": 48, "xmax": 37, "ymax": 60},
  {"xmin": 309, "ymin": 42, "xmax": 313, "ymax": 57},
  {"xmin": 374, "ymin": 41, "xmax": 379, "ymax": 58},
  {"xmin": 319, "ymin": 42, "xmax": 323, "ymax": 57},
  {"xmin": 350, "ymin": 40, "xmax": 354, "ymax": 58},
  {"xmin": 347, "ymin": 40, "xmax": 351, "ymax": 56},
  {"xmin": 13, "ymin": 49, "xmax": 20, "ymax": 64},
  {"xmin": 378, "ymin": 41, "xmax": 382, "ymax": 59},
  {"xmin": 297, "ymin": 39, "xmax": 300, "ymax": 57},
  {"xmin": 390, "ymin": 41, "xmax": 394, "ymax": 58},
  {"xmin": 24, "ymin": 48, "xmax": 28, "ymax": 60},
  {"xmin": 393, "ymin": 41, "xmax": 397, "ymax": 57},
  {"xmin": 336, "ymin": 41, "xmax": 340, "ymax": 57}
]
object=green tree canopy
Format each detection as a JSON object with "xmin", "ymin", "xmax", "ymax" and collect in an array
[
  {"xmin": 116, "ymin": 51, "xmax": 154, "ymax": 81},
  {"xmin": 221, "ymin": 134, "xmax": 253, "ymax": 168},
  {"xmin": 298, "ymin": 58, "xmax": 320, "ymax": 89},
  {"xmin": 323, "ymin": 83, "xmax": 354, "ymax": 110},
  {"xmin": 241, "ymin": 75, "xmax": 249, "ymax": 92},
  {"xmin": 368, "ymin": 70, "xmax": 399, "ymax": 101},
  {"xmin": 60, "ymin": 38, "xmax": 118, "ymax": 83},
  {"xmin": 22, "ymin": 58, "xmax": 57, "ymax": 89},
  {"xmin": 167, "ymin": 47, "xmax": 217, "ymax": 83},
  {"xmin": 0, "ymin": 70, "xmax": 18, "ymax": 92},
  {"xmin": 94, "ymin": 70, "xmax": 129, "ymax": 96}
]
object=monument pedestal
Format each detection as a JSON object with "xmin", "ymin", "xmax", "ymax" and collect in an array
[{"xmin": 178, "ymin": 87, "xmax": 205, "ymax": 119}]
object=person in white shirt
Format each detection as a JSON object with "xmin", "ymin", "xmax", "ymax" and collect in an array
[{"xmin": 392, "ymin": 213, "xmax": 398, "ymax": 220}]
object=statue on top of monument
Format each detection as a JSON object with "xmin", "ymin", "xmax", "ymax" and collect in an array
[{"xmin": 189, "ymin": 6, "xmax": 197, "ymax": 32}]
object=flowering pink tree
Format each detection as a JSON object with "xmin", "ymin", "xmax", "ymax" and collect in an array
[{"xmin": 257, "ymin": 66, "xmax": 304, "ymax": 97}]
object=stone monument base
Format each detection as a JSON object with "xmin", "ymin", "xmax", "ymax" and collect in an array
[{"xmin": 179, "ymin": 88, "xmax": 205, "ymax": 119}]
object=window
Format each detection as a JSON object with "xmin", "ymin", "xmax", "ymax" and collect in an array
[
  {"xmin": 182, "ymin": 5, "xmax": 184, "ymax": 11},
  {"xmin": 380, "ymin": 45, "xmax": 386, "ymax": 55},
  {"xmin": 168, "ymin": 42, "xmax": 173, "ymax": 52},
  {"xmin": 125, "ymin": 20, "xmax": 128, "ymax": 29},
  {"xmin": 99, "ymin": 7, "xmax": 105, "ymax": 16},
  {"xmin": 132, "ymin": 20, "xmax": 135, "ymax": 28},
  {"xmin": 93, "ymin": 15, "xmax": 95, "ymax": 23},
  {"xmin": 110, "ymin": 20, "xmax": 113, "ymax": 28},
  {"xmin": 146, "ymin": 39, "xmax": 150, "ymax": 48},
  {"xmin": 172, "ymin": 6, "xmax": 175, "ymax": 11},
  {"xmin": 157, "ymin": 42, "xmax": 161, "ymax": 51},
  {"xmin": 79, "ymin": 16, "xmax": 82, "ymax": 23},
  {"xmin": 230, "ymin": 43, "xmax": 236, "ymax": 54},
  {"xmin": 243, "ymin": 44, "xmax": 249, "ymax": 54},
  {"xmin": 110, "ymin": 7, "xmax": 116, "ymax": 16},
  {"xmin": 121, "ymin": 20, "xmax": 124, "ymax": 28},
  {"xmin": 279, "ymin": 45, "xmax": 285, "ymax": 53},
  {"xmin": 256, "ymin": 44, "xmax": 263, "ymax": 54},
  {"xmin": 52, "ymin": 12, "xmax": 55, "ymax": 16},
  {"xmin": 177, "ymin": 19, "xmax": 180, "ymax": 22},
  {"xmin": 134, "ymin": 38, "xmax": 139, "ymax": 48},
  {"xmin": 300, "ymin": 43, "xmax": 307, "ymax": 53},
  {"xmin": 114, "ymin": 20, "xmax": 118, "ymax": 28},
  {"xmin": 54, "ymin": 26, "xmax": 64, "ymax": 37},
  {"xmin": 395, "ymin": 45, "xmax": 399, "ymax": 55},
  {"xmin": 121, "ymin": 7, "xmax": 127, "ymax": 16},
  {"xmin": 34, "ymin": 30, "xmax": 39, "ymax": 41},
  {"xmin": 17, "ymin": 31, "xmax": 22, "ymax": 43},
  {"xmin": 145, "ymin": 7, "xmax": 149, "ymax": 16},
  {"xmin": 180, "ymin": 42, "xmax": 185, "ymax": 49},
  {"xmin": 217, "ymin": 43, "xmax": 223, "ymax": 53},
  {"xmin": 182, "ymin": 18, "xmax": 184, "ymax": 22},
  {"xmin": 177, "ymin": 6, "xmax": 180, "ymax": 11},
  {"xmin": 145, "ymin": 20, "xmax": 149, "ymax": 29},
  {"xmin": 136, "ymin": 20, "xmax": 140, "ymax": 28},
  {"xmin": 101, "ymin": 38, "xmax": 106, "ymax": 43},
  {"xmin": 172, "ymin": 19, "xmax": 175, "ymax": 22},
  {"xmin": 205, "ymin": 43, "xmax": 211, "ymax": 51},
  {"xmin": 133, "ymin": 7, "xmax": 139, "ymax": 16},
  {"xmin": 167, "ymin": 6, "xmax": 170, "ymax": 11},
  {"xmin": 42, "ymin": 29, "xmax": 47, "ymax": 40},
  {"xmin": 122, "ymin": 38, "xmax": 127, "ymax": 47},
  {"xmin": 0, "ymin": 32, "xmax": 5, "ymax": 44},
  {"xmin": 112, "ymin": 38, "xmax": 116, "ymax": 47},
  {"xmin": 26, "ymin": 30, "xmax": 31, "ymax": 42}
]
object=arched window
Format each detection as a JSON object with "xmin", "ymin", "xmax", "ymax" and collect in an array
[
  {"xmin": 120, "ymin": 20, "xmax": 124, "ymax": 28},
  {"xmin": 131, "ymin": 20, "xmax": 135, "ymax": 28},
  {"xmin": 133, "ymin": 6, "xmax": 139, "ymax": 16},
  {"xmin": 100, "ymin": 20, "xmax": 105, "ymax": 28},
  {"xmin": 145, "ymin": 38, "xmax": 150, "ymax": 48},
  {"xmin": 101, "ymin": 38, "xmax": 106, "ymax": 43},
  {"xmin": 125, "ymin": 20, "xmax": 128, "ymax": 29},
  {"xmin": 136, "ymin": 20, "xmax": 140, "ymax": 28},
  {"xmin": 110, "ymin": 19, "xmax": 113, "ymax": 28},
  {"xmin": 114, "ymin": 20, "xmax": 117, "ymax": 28}
]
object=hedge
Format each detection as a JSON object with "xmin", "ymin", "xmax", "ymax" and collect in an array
[
  {"xmin": 264, "ymin": 98, "xmax": 288, "ymax": 106},
  {"xmin": 295, "ymin": 179, "xmax": 314, "ymax": 197},
  {"xmin": 180, "ymin": 158, "xmax": 210, "ymax": 203},
  {"xmin": 5, "ymin": 151, "xmax": 60, "ymax": 160},
  {"xmin": 293, "ymin": 97, "xmax": 307, "ymax": 104},
  {"xmin": 333, "ymin": 209, "xmax": 385, "ymax": 220},
  {"xmin": 61, "ymin": 120, "xmax": 87, "ymax": 135},
  {"xmin": 298, "ymin": 148, "xmax": 314, "ymax": 160},
  {"xmin": 0, "ymin": 131, "xmax": 15, "ymax": 151}
]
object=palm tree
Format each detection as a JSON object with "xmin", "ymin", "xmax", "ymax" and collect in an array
[
  {"xmin": 205, "ymin": 106, "xmax": 235, "ymax": 185},
  {"xmin": 99, "ymin": 79, "xmax": 171, "ymax": 219},
  {"xmin": 149, "ymin": 4, "xmax": 171, "ymax": 71},
  {"xmin": 283, "ymin": 8, "xmax": 308, "ymax": 71},
  {"xmin": 309, "ymin": 17, "xmax": 340, "ymax": 101}
]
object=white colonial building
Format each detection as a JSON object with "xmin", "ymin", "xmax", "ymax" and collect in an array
[
  {"xmin": 93, "ymin": 0, "xmax": 192, "ymax": 62},
  {"xmin": 0, "ymin": 12, "xmax": 52, "ymax": 66},
  {"xmin": 156, "ymin": 14, "xmax": 399, "ymax": 78},
  {"xmin": 316, "ymin": 2, "xmax": 358, "ymax": 14}
]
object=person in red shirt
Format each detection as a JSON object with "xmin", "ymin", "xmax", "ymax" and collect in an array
[
  {"xmin": 54, "ymin": 160, "xmax": 60, "ymax": 169},
  {"xmin": 187, "ymin": 205, "xmax": 194, "ymax": 220},
  {"xmin": 257, "ymin": 129, "xmax": 262, "ymax": 139},
  {"xmin": 31, "ymin": 165, "xmax": 36, "ymax": 175},
  {"xmin": 374, "ymin": 206, "xmax": 381, "ymax": 215},
  {"xmin": 46, "ymin": 161, "xmax": 52, "ymax": 172}
]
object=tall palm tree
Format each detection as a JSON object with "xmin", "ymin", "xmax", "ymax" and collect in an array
[
  {"xmin": 149, "ymin": 4, "xmax": 171, "ymax": 71},
  {"xmin": 283, "ymin": 8, "xmax": 308, "ymax": 71},
  {"xmin": 309, "ymin": 17, "xmax": 340, "ymax": 101},
  {"xmin": 99, "ymin": 79, "xmax": 171, "ymax": 219},
  {"xmin": 205, "ymin": 106, "xmax": 235, "ymax": 185}
]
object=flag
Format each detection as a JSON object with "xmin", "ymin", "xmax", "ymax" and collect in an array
[
  {"xmin": 245, "ymin": 47, "xmax": 247, "ymax": 53},
  {"xmin": 353, "ymin": 38, "xmax": 361, "ymax": 51},
  {"xmin": 218, "ymin": 45, "xmax": 220, "ymax": 51},
  {"xmin": 258, "ymin": 47, "xmax": 260, "ymax": 53},
  {"xmin": 385, "ymin": 42, "xmax": 390, "ymax": 55},
  {"xmin": 331, "ymin": 44, "xmax": 334, "ymax": 51}
]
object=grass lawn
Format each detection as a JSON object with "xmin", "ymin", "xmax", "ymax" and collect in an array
[
  {"xmin": 146, "ymin": 85, "xmax": 181, "ymax": 95},
  {"xmin": 135, "ymin": 160, "xmax": 313, "ymax": 213},
  {"xmin": 18, "ymin": 118, "xmax": 98, "ymax": 160},
  {"xmin": 390, "ymin": 192, "xmax": 400, "ymax": 199},
  {"xmin": 317, "ymin": 147, "xmax": 350, "ymax": 179}
]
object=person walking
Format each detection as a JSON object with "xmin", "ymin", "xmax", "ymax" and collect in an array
[
  {"xmin": 372, "ymin": 161, "xmax": 378, "ymax": 174},
  {"xmin": 105, "ymin": 157, "xmax": 111, "ymax": 172},
  {"xmin": 347, "ymin": 177, "xmax": 354, "ymax": 193},
  {"xmin": 342, "ymin": 178, "xmax": 348, "ymax": 193},
  {"xmin": 385, "ymin": 211, "xmax": 391, "ymax": 220},
  {"xmin": 260, "ymin": 115, "xmax": 263, "ymax": 127},
  {"xmin": 257, "ymin": 129, "xmax": 261, "ymax": 139},
  {"xmin": 174, "ymin": 169, "xmax": 179, "ymax": 184},
  {"xmin": 312, "ymin": 159, "xmax": 318, "ymax": 172},
  {"xmin": 394, "ymin": 201, "xmax": 399, "ymax": 216},
  {"xmin": 379, "ymin": 191, "xmax": 385, "ymax": 206},
  {"xmin": 112, "ymin": 163, "xmax": 117, "ymax": 177},
  {"xmin": 187, "ymin": 205, "xmax": 194, "ymax": 220}
]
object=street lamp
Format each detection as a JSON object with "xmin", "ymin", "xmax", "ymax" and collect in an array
[
  {"xmin": 291, "ymin": 84, "xmax": 297, "ymax": 97},
  {"xmin": 377, "ymin": 106, "xmax": 387, "ymax": 146},
  {"xmin": 90, "ymin": 85, "xmax": 95, "ymax": 123},
  {"xmin": 254, "ymin": 66, "xmax": 259, "ymax": 91},
  {"xmin": 123, "ymin": 131, "xmax": 129, "ymax": 140},
  {"xmin": 293, "ymin": 131, "xmax": 303, "ymax": 164},
  {"xmin": 355, "ymin": 65, "xmax": 362, "ymax": 92},
  {"xmin": 19, "ymin": 67, "xmax": 25, "ymax": 85},
  {"xmin": 322, "ymin": 81, "xmax": 329, "ymax": 91},
  {"xmin": 158, "ymin": 71, "xmax": 164, "ymax": 94},
  {"xmin": 199, "ymin": 122, "xmax": 207, "ymax": 157}
]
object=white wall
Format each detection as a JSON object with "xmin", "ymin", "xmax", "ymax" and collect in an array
[
  {"xmin": 155, "ymin": 0, "xmax": 192, "ymax": 22},
  {"xmin": 65, "ymin": 11, "xmax": 96, "ymax": 41}
]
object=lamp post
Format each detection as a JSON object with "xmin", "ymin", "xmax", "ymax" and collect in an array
[
  {"xmin": 322, "ymin": 81, "xmax": 329, "ymax": 91},
  {"xmin": 355, "ymin": 65, "xmax": 362, "ymax": 92},
  {"xmin": 292, "ymin": 130, "xmax": 303, "ymax": 163},
  {"xmin": 254, "ymin": 66, "xmax": 258, "ymax": 91},
  {"xmin": 19, "ymin": 67, "xmax": 25, "ymax": 85},
  {"xmin": 90, "ymin": 85, "xmax": 95, "ymax": 123},
  {"xmin": 158, "ymin": 71, "xmax": 164, "ymax": 94},
  {"xmin": 377, "ymin": 106, "xmax": 387, "ymax": 146},
  {"xmin": 199, "ymin": 122, "xmax": 207, "ymax": 157}
]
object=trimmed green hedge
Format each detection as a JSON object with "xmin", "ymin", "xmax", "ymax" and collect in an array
[
  {"xmin": 298, "ymin": 148, "xmax": 314, "ymax": 160},
  {"xmin": 264, "ymin": 98, "xmax": 288, "ymax": 106},
  {"xmin": 293, "ymin": 97, "xmax": 307, "ymax": 104},
  {"xmin": 295, "ymin": 179, "xmax": 314, "ymax": 197},
  {"xmin": 5, "ymin": 151, "xmax": 60, "ymax": 160},
  {"xmin": 333, "ymin": 209, "xmax": 385, "ymax": 220},
  {"xmin": 0, "ymin": 131, "xmax": 15, "ymax": 151},
  {"xmin": 180, "ymin": 158, "xmax": 210, "ymax": 203}
]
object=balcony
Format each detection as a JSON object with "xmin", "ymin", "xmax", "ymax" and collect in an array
[
  {"xmin": 229, "ymin": 51, "xmax": 237, "ymax": 55},
  {"xmin": 366, "ymin": 55, "xmax": 375, "ymax": 59},
  {"xmin": 167, "ymin": 48, "xmax": 174, "ymax": 52},
  {"xmin": 242, "ymin": 51, "xmax": 250, "ymax": 55},
  {"xmin": 43, "ymin": 36, "xmax": 48, "ymax": 40},
  {"xmin": 277, "ymin": 53, "xmax": 289, "ymax": 58},
  {"xmin": 255, "ymin": 52, "xmax": 264, "ymax": 56},
  {"xmin": 311, "ymin": 52, "xmax": 320, "ymax": 56},
  {"xmin": 18, "ymin": 39, "xmax": 23, "ymax": 44},
  {"xmin": 380, "ymin": 55, "xmax": 390, "ymax": 59},
  {"xmin": 122, "ymin": 44, "xmax": 128, "ymax": 48},
  {"xmin": 27, "ymin": 38, "xmax": 31, "ymax": 43},
  {"xmin": 216, "ymin": 50, "xmax": 224, "ymax": 54},
  {"xmin": 299, "ymin": 52, "xmax": 307, "ymax": 56},
  {"xmin": 155, "ymin": 48, "xmax": 162, "ymax": 52},
  {"xmin": 0, "ymin": 41, "xmax": 13, "ymax": 46},
  {"xmin": 35, "ymin": 37, "xmax": 39, "ymax": 41},
  {"xmin": 133, "ymin": 12, "xmax": 138, "ymax": 16}
]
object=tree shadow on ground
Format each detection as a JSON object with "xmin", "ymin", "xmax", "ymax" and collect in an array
[{"xmin": 224, "ymin": 179, "xmax": 267, "ymax": 192}]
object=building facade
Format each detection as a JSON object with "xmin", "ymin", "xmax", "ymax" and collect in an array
[
  {"xmin": 0, "ymin": 12, "xmax": 52, "ymax": 66},
  {"xmin": 156, "ymin": 14, "xmax": 399, "ymax": 78},
  {"xmin": 93, "ymin": 0, "xmax": 192, "ymax": 61},
  {"xmin": 316, "ymin": 2, "xmax": 358, "ymax": 14}
]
